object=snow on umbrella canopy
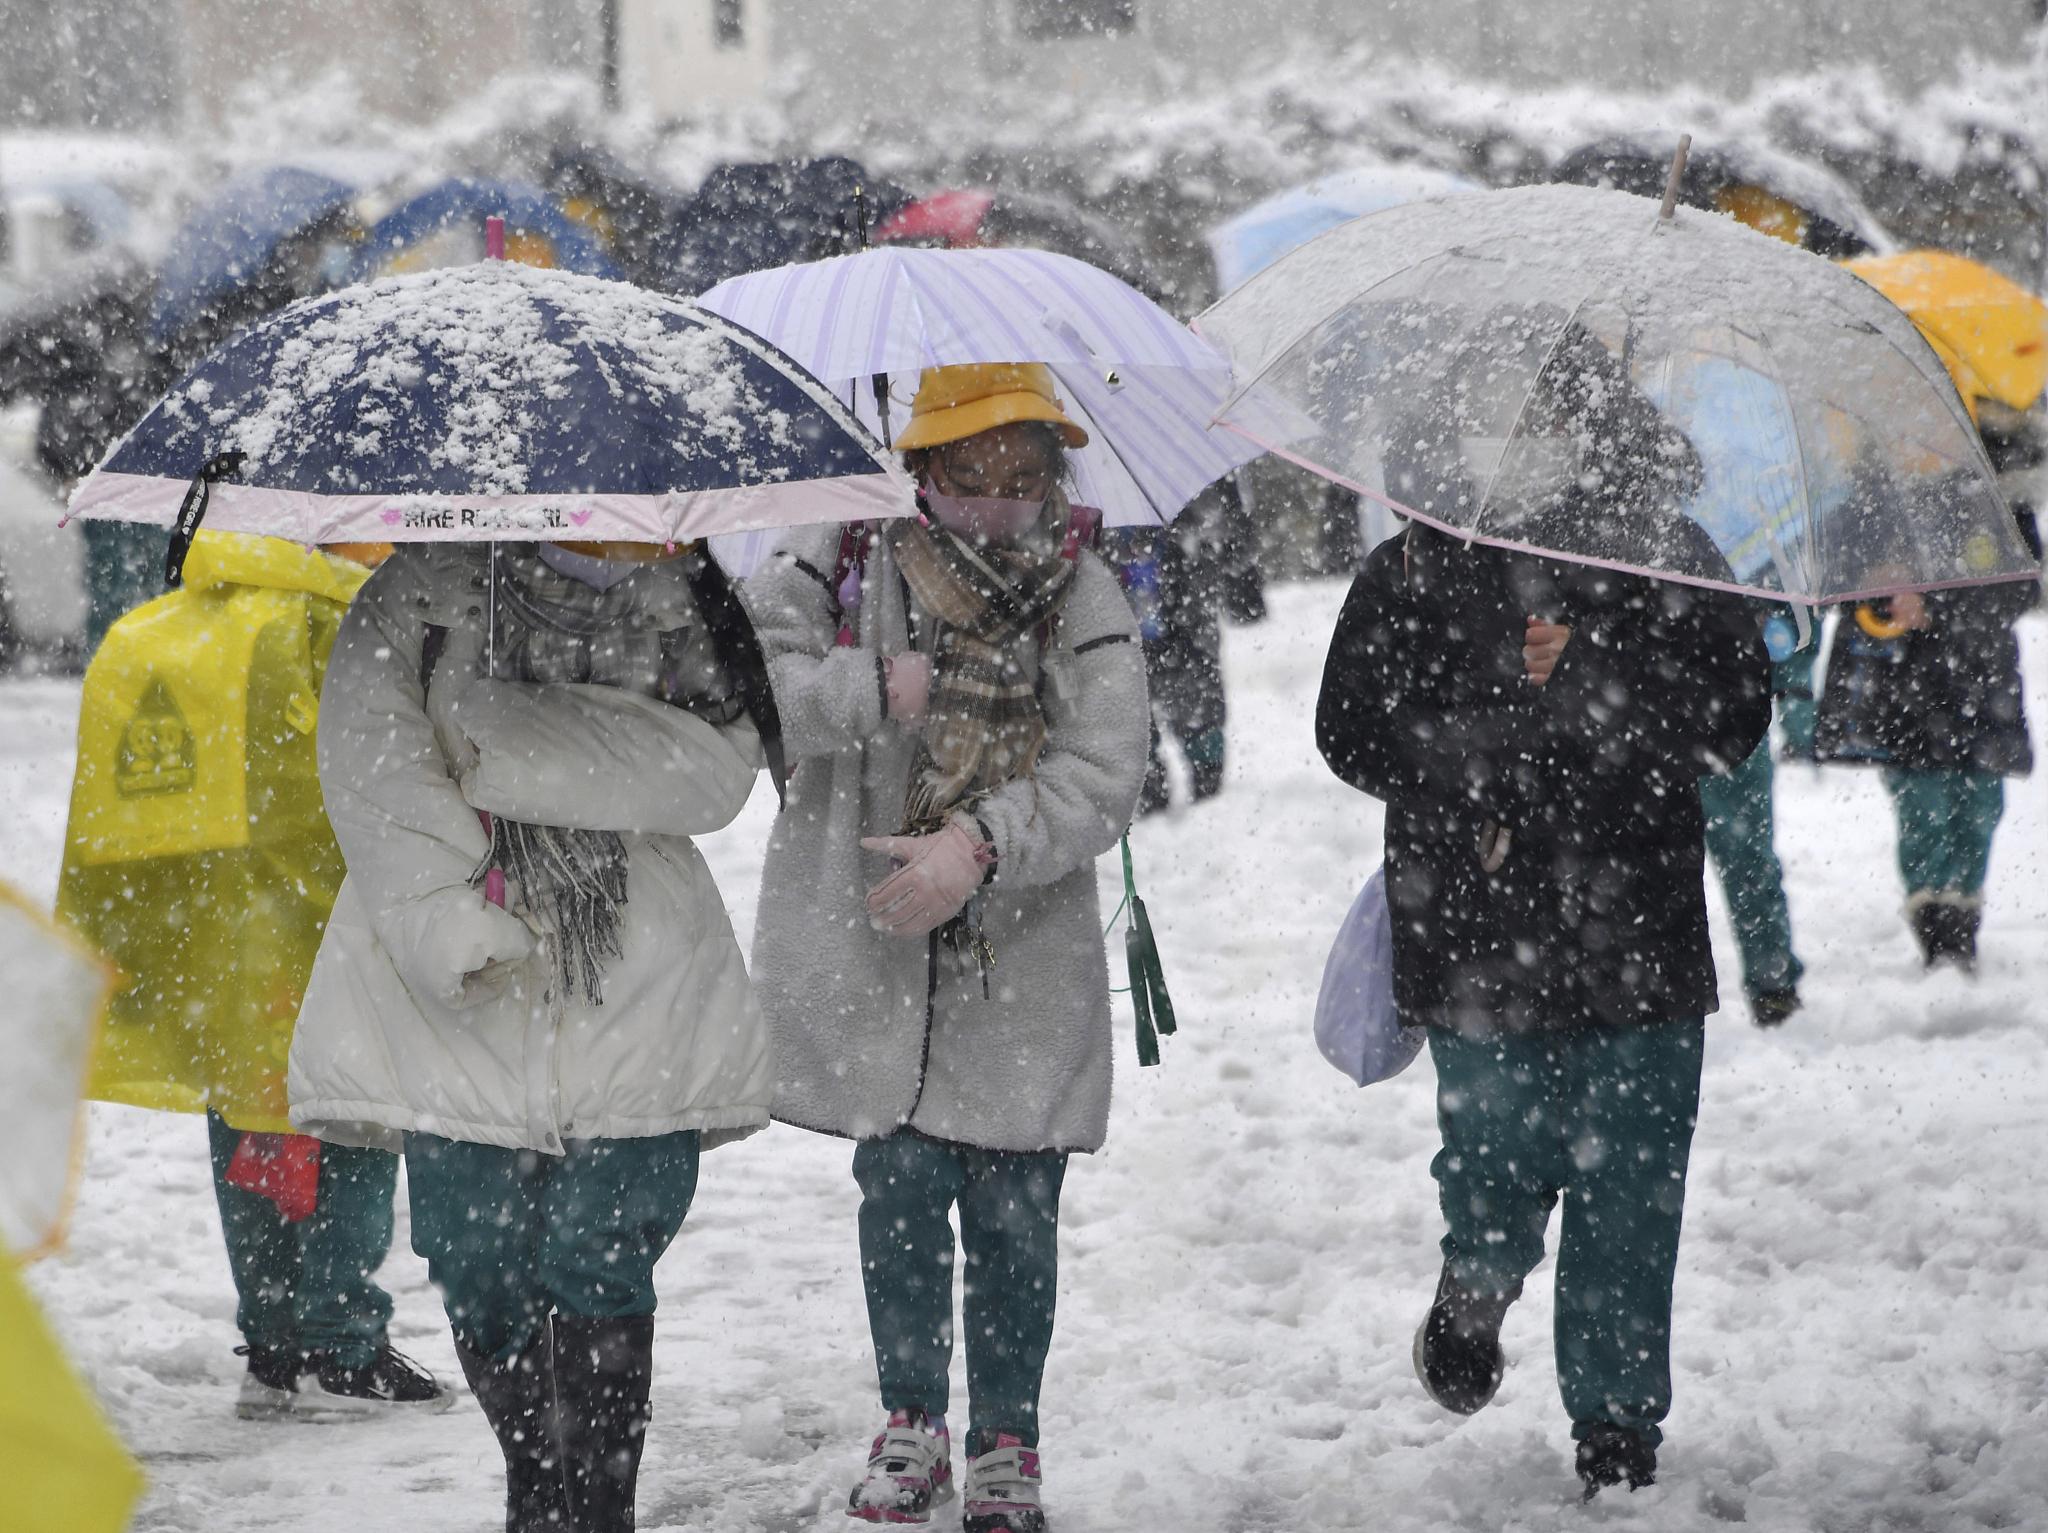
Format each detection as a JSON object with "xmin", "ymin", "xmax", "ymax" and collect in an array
[
  {"xmin": 70, "ymin": 261, "xmax": 907, "ymax": 555},
  {"xmin": 1196, "ymin": 183, "xmax": 2039, "ymax": 605}
]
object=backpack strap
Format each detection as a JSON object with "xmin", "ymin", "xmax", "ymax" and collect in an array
[{"xmin": 419, "ymin": 623, "xmax": 449, "ymax": 692}]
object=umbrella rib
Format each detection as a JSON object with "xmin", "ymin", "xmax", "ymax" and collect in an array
[
  {"xmin": 1745, "ymin": 326, "xmax": 1822, "ymax": 604},
  {"xmin": 1050, "ymin": 367, "xmax": 1173, "ymax": 527},
  {"xmin": 1475, "ymin": 291, "xmax": 1596, "ymax": 532},
  {"xmin": 1204, "ymin": 243, "xmax": 1475, "ymax": 424}
]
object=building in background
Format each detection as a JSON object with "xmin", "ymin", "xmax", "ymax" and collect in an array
[{"xmin": 0, "ymin": 0, "xmax": 2040, "ymax": 135}]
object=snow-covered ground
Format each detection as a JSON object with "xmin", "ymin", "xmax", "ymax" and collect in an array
[{"xmin": 12, "ymin": 583, "xmax": 2048, "ymax": 1533}]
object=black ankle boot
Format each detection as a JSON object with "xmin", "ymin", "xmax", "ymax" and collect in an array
[
  {"xmin": 1908, "ymin": 898, "xmax": 1943, "ymax": 967},
  {"xmin": 455, "ymin": 1338, "xmax": 569, "ymax": 1532},
  {"xmin": 553, "ymin": 1315, "xmax": 655, "ymax": 1533},
  {"xmin": 1413, "ymin": 1260, "xmax": 1520, "ymax": 1415},
  {"xmin": 1576, "ymin": 1424, "xmax": 1657, "ymax": 1498}
]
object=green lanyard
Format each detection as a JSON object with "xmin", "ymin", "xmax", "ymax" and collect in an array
[{"xmin": 1114, "ymin": 833, "xmax": 1178, "ymax": 1066}]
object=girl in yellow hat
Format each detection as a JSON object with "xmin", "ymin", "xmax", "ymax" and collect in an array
[{"xmin": 747, "ymin": 363, "xmax": 1150, "ymax": 1532}]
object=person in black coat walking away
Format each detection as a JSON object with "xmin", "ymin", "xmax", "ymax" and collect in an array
[
  {"xmin": 1814, "ymin": 408, "xmax": 2041, "ymax": 969},
  {"xmin": 1315, "ymin": 333, "xmax": 1771, "ymax": 1497}
]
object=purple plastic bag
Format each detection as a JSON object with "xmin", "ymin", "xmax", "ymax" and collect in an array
[{"xmin": 1313, "ymin": 865, "xmax": 1424, "ymax": 1087}]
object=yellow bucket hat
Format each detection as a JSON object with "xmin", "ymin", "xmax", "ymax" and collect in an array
[{"xmin": 892, "ymin": 362, "xmax": 1090, "ymax": 452}]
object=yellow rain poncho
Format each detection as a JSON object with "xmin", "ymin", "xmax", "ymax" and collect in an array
[
  {"xmin": 1845, "ymin": 250, "xmax": 2048, "ymax": 419},
  {"xmin": 58, "ymin": 532, "xmax": 376, "ymax": 1135}
]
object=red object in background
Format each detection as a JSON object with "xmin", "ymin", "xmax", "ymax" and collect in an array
[
  {"xmin": 486, "ymin": 214, "xmax": 507, "ymax": 260},
  {"xmin": 875, "ymin": 189, "xmax": 996, "ymax": 248},
  {"xmin": 224, "ymin": 1133, "xmax": 323, "ymax": 1223}
]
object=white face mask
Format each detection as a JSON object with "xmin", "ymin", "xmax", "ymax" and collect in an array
[
  {"xmin": 1460, "ymin": 435, "xmax": 1579, "ymax": 517},
  {"xmin": 921, "ymin": 486, "xmax": 1048, "ymax": 545}
]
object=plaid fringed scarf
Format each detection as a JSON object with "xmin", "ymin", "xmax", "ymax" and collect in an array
[
  {"xmin": 466, "ymin": 545, "xmax": 746, "ymax": 1007},
  {"xmin": 887, "ymin": 499, "xmax": 1077, "ymax": 832}
]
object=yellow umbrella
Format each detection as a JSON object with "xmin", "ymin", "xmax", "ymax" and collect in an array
[
  {"xmin": 0, "ymin": 1254, "xmax": 145, "ymax": 1533},
  {"xmin": 1845, "ymin": 250, "xmax": 2048, "ymax": 417}
]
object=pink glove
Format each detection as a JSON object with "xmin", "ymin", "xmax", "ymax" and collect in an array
[
  {"xmin": 884, "ymin": 652, "xmax": 932, "ymax": 726},
  {"xmin": 861, "ymin": 820, "xmax": 993, "ymax": 936}
]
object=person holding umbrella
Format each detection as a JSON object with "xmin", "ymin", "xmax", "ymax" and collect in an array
[
  {"xmin": 66, "ymin": 260, "xmax": 910, "ymax": 1533},
  {"xmin": 746, "ymin": 363, "xmax": 1149, "ymax": 1531},
  {"xmin": 287, "ymin": 534, "xmax": 776, "ymax": 1531},
  {"xmin": 1315, "ymin": 325, "xmax": 1772, "ymax": 1496}
]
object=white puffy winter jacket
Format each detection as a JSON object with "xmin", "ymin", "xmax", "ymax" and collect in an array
[{"xmin": 288, "ymin": 547, "xmax": 773, "ymax": 1155}]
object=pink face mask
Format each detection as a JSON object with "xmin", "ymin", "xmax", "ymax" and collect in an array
[{"xmin": 923, "ymin": 488, "xmax": 1047, "ymax": 545}]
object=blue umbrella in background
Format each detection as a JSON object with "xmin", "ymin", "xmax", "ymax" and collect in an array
[
  {"xmin": 1206, "ymin": 164, "xmax": 1479, "ymax": 294},
  {"xmin": 349, "ymin": 178, "xmax": 619, "ymax": 281},
  {"xmin": 151, "ymin": 165, "xmax": 359, "ymax": 341},
  {"xmin": 659, "ymin": 156, "xmax": 909, "ymax": 293},
  {"xmin": 1641, "ymin": 352, "xmax": 1856, "ymax": 598}
]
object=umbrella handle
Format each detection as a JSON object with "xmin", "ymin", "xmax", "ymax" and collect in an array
[{"xmin": 1657, "ymin": 134, "xmax": 1693, "ymax": 223}]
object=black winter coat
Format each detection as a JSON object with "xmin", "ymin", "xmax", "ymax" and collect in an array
[
  {"xmin": 1317, "ymin": 525, "xmax": 1772, "ymax": 1036},
  {"xmin": 1814, "ymin": 508, "xmax": 2039, "ymax": 777}
]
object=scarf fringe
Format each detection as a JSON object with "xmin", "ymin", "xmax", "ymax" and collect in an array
[{"xmin": 474, "ymin": 815, "xmax": 629, "ymax": 1008}]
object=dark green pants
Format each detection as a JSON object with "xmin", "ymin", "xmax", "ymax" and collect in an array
[
  {"xmin": 404, "ymin": 1132, "xmax": 699, "ymax": 1362},
  {"xmin": 1881, "ymin": 767, "xmax": 2004, "ymax": 898},
  {"xmin": 205, "ymin": 1111, "xmax": 396, "ymax": 1368},
  {"xmin": 1775, "ymin": 648, "xmax": 1818, "ymax": 761},
  {"xmin": 1700, "ymin": 738, "xmax": 1803, "ymax": 998},
  {"xmin": 1428, "ymin": 1021, "xmax": 1705, "ymax": 1448},
  {"xmin": 853, "ymin": 1133, "xmax": 1067, "ymax": 1451}
]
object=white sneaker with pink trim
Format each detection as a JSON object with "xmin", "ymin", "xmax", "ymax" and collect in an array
[
  {"xmin": 846, "ymin": 1410, "xmax": 954, "ymax": 1524},
  {"xmin": 963, "ymin": 1435, "xmax": 1046, "ymax": 1533}
]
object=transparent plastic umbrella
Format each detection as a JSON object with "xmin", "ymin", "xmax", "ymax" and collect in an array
[{"xmin": 1197, "ymin": 183, "xmax": 2039, "ymax": 605}]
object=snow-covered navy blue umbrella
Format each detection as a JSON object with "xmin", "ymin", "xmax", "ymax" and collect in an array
[{"xmin": 70, "ymin": 260, "xmax": 908, "ymax": 579}]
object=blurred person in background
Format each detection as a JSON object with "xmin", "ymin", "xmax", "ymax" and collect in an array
[{"xmin": 1815, "ymin": 404, "xmax": 2041, "ymax": 969}]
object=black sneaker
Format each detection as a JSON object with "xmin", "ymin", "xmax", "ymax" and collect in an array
[
  {"xmin": 1576, "ymin": 1424, "xmax": 1657, "ymax": 1499},
  {"xmin": 234, "ymin": 1344, "xmax": 307, "ymax": 1421},
  {"xmin": 1749, "ymin": 987, "xmax": 1802, "ymax": 1028},
  {"xmin": 1412, "ymin": 1260, "xmax": 1518, "ymax": 1415},
  {"xmin": 302, "ymin": 1344, "xmax": 455, "ymax": 1417}
]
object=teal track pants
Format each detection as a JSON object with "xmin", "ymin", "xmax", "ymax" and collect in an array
[
  {"xmin": 1881, "ymin": 767, "xmax": 2005, "ymax": 899},
  {"xmin": 854, "ymin": 1132, "xmax": 1067, "ymax": 1451},
  {"xmin": 206, "ymin": 1111, "xmax": 396, "ymax": 1368},
  {"xmin": 1428, "ymin": 1021, "xmax": 1705, "ymax": 1447},
  {"xmin": 404, "ymin": 1131, "xmax": 699, "ymax": 1362},
  {"xmin": 1700, "ymin": 736, "xmax": 1803, "ymax": 999}
]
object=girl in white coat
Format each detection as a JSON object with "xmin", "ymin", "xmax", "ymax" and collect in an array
[{"xmin": 289, "ymin": 538, "xmax": 776, "ymax": 1533}]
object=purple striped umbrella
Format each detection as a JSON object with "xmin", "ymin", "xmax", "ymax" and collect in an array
[{"xmin": 699, "ymin": 246, "xmax": 1259, "ymax": 541}]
